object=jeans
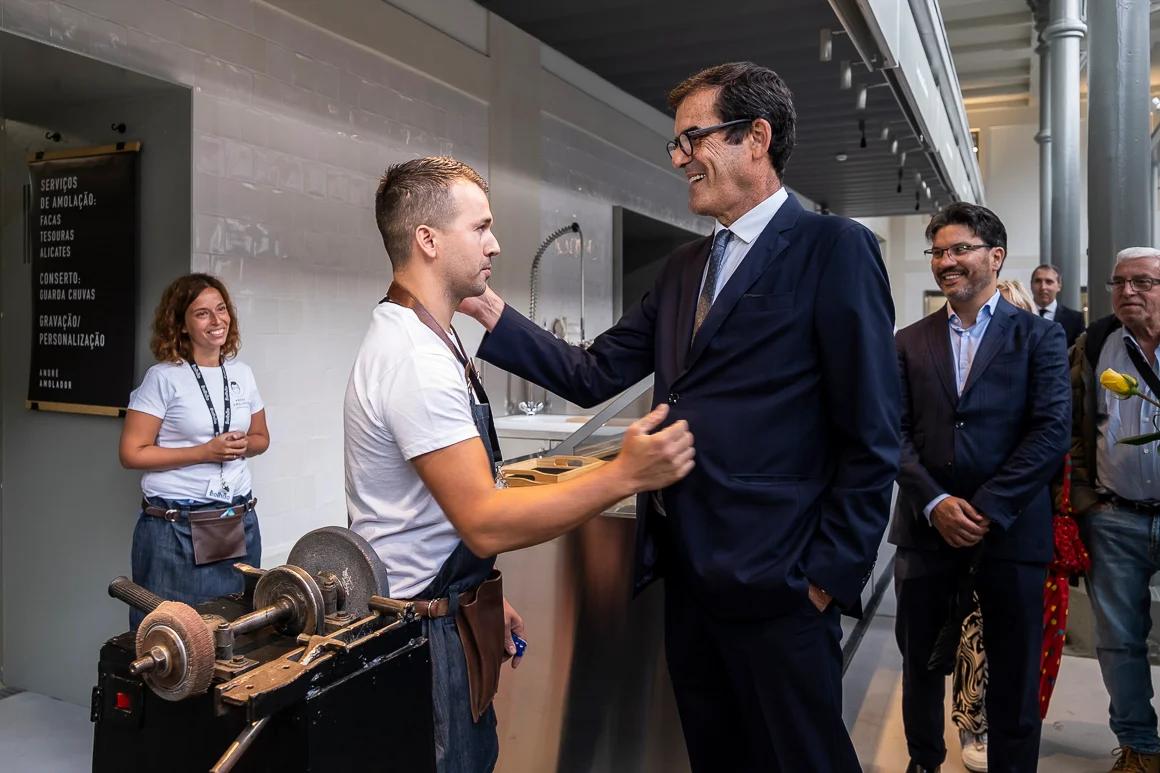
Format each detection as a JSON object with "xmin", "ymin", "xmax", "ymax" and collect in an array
[
  {"xmin": 427, "ymin": 614, "xmax": 499, "ymax": 773},
  {"xmin": 129, "ymin": 493, "xmax": 261, "ymax": 629},
  {"xmin": 1084, "ymin": 506, "xmax": 1160, "ymax": 753}
]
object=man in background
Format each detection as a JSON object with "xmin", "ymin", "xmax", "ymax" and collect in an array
[{"xmin": 1032, "ymin": 263, "xmax": 1085, "ymax": 347}]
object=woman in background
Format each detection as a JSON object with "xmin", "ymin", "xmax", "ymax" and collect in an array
[{"xmin": 119, "ymin": 273, "xmax": 269, "ymax": 626}]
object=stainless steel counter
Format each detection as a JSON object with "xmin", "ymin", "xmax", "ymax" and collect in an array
[{"xmin": 492, "ymin": 502, "xmax": 691, "ymax": 773}]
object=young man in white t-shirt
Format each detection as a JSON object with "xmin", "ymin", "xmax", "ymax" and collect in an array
[{"xmin": 344, "ymin": 156, "xmax": 694, "ymax": 773}]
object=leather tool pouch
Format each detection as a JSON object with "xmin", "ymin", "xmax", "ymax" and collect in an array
[
  {"xmin": 455, "ymin": 570, "xmax": 505, "ymax": 722},
  {"xmin": 189, "ymin": 509, "xmax": 247, "ymax": 566}
]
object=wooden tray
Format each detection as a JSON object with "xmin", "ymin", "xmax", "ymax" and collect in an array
[{"xmin": 500, "ymin": 455, "xmax": 605, "ymax": 487}]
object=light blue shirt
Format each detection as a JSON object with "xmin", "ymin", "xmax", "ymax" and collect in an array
[
  {"xmin": 701, "ymin": 187, "xmax": 789, "ymax": 303},
  {"xmin": 924, "ymin": 290, "xmax": 1002, "ymax": 519},
  {"xmin": 1095, "ymin": 329, "xmax": 1160, "ymax": 502}
]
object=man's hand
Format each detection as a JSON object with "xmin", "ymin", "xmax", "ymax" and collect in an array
[
  {"xmin": 807, "ymin": 584, "xmax": 832, "ymax": 612},
  {"xmin": 457, "ymin": 286, "xmax": 506, "ymax": 332},
  {"xmin": 931, "ymin": 496, "xmax": 990, "ymax": 548},
  {"xmin": 614, "ymin": 404, "xmax": 695, "ymax": 491},
  {"xmin": 503, "ymin": 597, "xmax": 526, "ymax": 669}
]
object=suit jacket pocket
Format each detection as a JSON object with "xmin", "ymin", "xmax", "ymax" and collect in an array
[
  {"xmin": 730, "ymin": 473, "xmax": 805, "ymax": 484},
  {"xmin": 734, "ymin": 292, "xmax": 793, "ymax": 313}
]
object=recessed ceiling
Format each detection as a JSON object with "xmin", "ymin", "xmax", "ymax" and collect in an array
[{"xmin": 479, "ymin": 0, "xmax": 956, "ymax": 217}]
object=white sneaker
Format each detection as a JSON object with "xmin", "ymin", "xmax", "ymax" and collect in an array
[{"xmin": 960, "ymin": 730, "xmax": 988, "ymax": 772}]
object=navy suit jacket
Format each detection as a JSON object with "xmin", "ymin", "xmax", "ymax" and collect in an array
[
  {"xmin": 1054, "ymin": 304, "xmax": 1085, "ymax": 349},
  {"xmin": 890, "ymin": 298, "xmax": 1071, "ymax": 573},
  {"xmin": 478, "ymin": 194, "xmax": 901, "ymax": 619}
]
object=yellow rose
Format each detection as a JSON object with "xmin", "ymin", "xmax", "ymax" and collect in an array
[{"xmin": 1100, "ymin": 368, "xmax": 1139, "ymax": 399}]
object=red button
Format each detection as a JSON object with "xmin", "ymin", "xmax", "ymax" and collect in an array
[{"xmin": 115, "ymin": 691, "xmax": 132, "ymax": 711}]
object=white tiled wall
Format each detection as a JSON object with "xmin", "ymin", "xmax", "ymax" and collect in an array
[
  {"xmin": 1, "ymin": 0, "xmax": 490, "ymax": 562},
  {"xmin": 0, "ymin": 0, "xmax": 697, "ymax": 566}
]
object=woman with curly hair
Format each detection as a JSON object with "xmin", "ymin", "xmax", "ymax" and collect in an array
[{"xmin": 119, "ymin": 273, "xmax": 269, "ymax": 626}]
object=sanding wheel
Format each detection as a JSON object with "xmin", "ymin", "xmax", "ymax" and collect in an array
[
  {"xmin": 135, "ymin": 601, "xmax": 215, "ymax": 701},
  {"xmin": 253, "ymin": 564, "xmax": 326, "ymax": 636},
  {"xmin": 287, "ymin": 526, "xmax": 389, "ymax": 617}
]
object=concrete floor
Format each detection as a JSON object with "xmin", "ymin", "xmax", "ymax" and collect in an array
[
  {"xmin": 2, "ymin": 583, "xmax": 1154, "ymax": 772},
  {"xmin": 844, "ymin": 585, "xmax": 1157, "ymax": 772}
]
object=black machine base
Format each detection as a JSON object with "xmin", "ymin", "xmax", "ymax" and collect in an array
[{"xmin": 91, "ymin": 596, "xmax": 435, "ymax": 772}]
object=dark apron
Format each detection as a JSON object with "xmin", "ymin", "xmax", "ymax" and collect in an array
[{"xmin": 381, "ymin": 285, "xmax": 503, "ymax": 773}]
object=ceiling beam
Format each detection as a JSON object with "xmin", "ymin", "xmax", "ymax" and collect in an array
[{"xmin": 945, "ymin": 11, "xmax": 1033, "ymax": 33}]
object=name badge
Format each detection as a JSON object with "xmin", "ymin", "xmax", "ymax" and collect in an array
[{"xmin": 206, "ymin": 474, "xmax": 232, "ymax": 502}]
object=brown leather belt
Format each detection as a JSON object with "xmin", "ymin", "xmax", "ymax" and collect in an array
[
  {"xmin": 410, "ymin": 586, "xmax": 478, "ymax": 619},
  {"xmin": 141, "ymin": 498, "xmax": 257, "ymax": 522}
]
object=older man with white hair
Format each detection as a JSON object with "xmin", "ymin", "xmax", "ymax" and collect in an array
[{"xmin": 1069, "ymin": 246, "xmax": 1160, "ymax": 773}]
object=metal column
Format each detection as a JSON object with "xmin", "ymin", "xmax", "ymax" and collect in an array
[
  {"xmin": 1045, "ymin": 0, "xmax": 1086, "ymax": 309},
  {"xmin": 1087, "ymin": 0, "xmax": 1152, "ymax": 322},
  {"xmin": 1036, "ymin": 45, "xmax": 1053, "ymax": 262}
]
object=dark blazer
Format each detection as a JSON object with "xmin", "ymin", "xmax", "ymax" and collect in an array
[
  {"xmin": 478, "ymin": 194, "xmax": 901, "ymax": 619},
  {"xmin": 890, "ymin": 298, "xmax": 1071, "ymax": 571},
  {"xmin": 1054, "ymin": 303, "xmax": 1085, "ymax": 348}
]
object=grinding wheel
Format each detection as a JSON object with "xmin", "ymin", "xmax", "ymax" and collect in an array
[
  {"xmin": 253, "ymin": 564, "xmax": 325, "ymax": 636},
  {"xmin": 135, "ymin": 601, "xmax": 215, "ymax": 701},
  {"xmin": 287, "ymin": 526, "xmax": 389, "ymax": 617}
]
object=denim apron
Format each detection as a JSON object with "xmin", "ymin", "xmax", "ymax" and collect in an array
[{"xmin": 383, "ymin": 285, "xmax": 503, "ymax": 773}]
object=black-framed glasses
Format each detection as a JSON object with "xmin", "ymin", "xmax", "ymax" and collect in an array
[
  {"xmin": 1107, "ymin": 276, "xmax": 1160, "ymax": 293},
  {"xmin": 666, "ymin": 118, "xmax": 755, "ymax": 159},
  {"xmin": 923, "ymin": 243, "xmax": 993, "ymax": 260}
]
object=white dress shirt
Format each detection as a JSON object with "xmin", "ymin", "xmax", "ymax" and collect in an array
[
  {"xmin": 1036, "ymin": 299, "xmax": 1058, "ymax": 321},
  {"xmin": 699, "ymin": 187, "xmax": 789, "ymax": 302}
]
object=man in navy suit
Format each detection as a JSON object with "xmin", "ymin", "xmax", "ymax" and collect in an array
[
  {"xmin": 460, "ymin": 62, "xmax": 900, "ymax": 772},
  {"xmin": 1031, "ymin": 263, "xmax": 1085, "ymax": 347},
  {"xmin": 892, "ymin": 203, "xmax": 1071, "ymax": 772}
]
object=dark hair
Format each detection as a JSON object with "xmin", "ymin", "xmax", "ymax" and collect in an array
[
  {"xmin": 925, "ymin": 202, "xmax": 1007, "ymax": 251},
  {"xmin": 667, "ymin": 62, "xmax": 796, "ymax": 178},
  {"xmin": 1031, "ymin": 263, "xmax": 1062, "ymax": 283},
  {"xmin": 374, "ymin": 156, "xmax": 489, "ymax": 268},
  {"xmin": 150, "ymin": 273, "xmax": 240, "ymax": 363}
]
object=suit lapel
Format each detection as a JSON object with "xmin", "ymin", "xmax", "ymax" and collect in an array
[
  {"xmin": 960, "ymin": 298, "xmax": 1016, "ymax": 397},
  {"xmin": 674, "ymin": 236, "xmax": 713, "ymax": 373},
  {"xmin": 923, "ymin": 305, "xmax": 959, "ymax": 405},
  {"xmin": 683, "ymin": 194, "xmax": 801, "ymax": 371}
]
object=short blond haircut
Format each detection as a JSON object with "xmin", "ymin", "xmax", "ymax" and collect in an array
[
  {"xmin": 375, "ymin": 156, "xmax": 488, "ymax": 268},
  {"xmin": 998, "ymin": 279, "xmax": 1035, "ymax": 312}
]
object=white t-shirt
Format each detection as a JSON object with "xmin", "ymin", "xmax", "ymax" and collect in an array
[
  {"xmin": 344, "ymin": 303, "xmax": 481, "ymax": 598},
  {"xmin": 128, "ymin": 359, "xmax": 264, "ymax": 501}
]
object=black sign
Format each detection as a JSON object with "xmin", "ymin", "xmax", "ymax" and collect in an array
[{"xmin": 26, "ymin": 143, "xmax": 140, "ymax": 416}]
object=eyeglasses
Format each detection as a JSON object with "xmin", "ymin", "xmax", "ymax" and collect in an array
[
  {"xmin": 923, "ymin": 243, "xmax": 993, "ymax": 260},
  {"xmin": 666, "ymin": 118, "xmax": 755, "ymax": 159},
  {"xmin": 1107, "ymin": 276, "xmax": 1160, "ymax": 292}
]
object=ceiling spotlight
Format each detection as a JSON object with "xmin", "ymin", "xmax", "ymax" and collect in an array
[
  {"xmin": 899, "ymin": 151, "xmax": 907, "ymax": 166},
  {"xmin": 925, "ymin": 185, "xmax": 932, "ymax": 198},
  {"xmin": 890, "ymin": 139, "xmax": 899, "ymax": 154},
  {"xmin": 856, "ymin": 85, "xmax": 867, "ymax": 111},
  {"xmin": 880, "ymin": 127, "xmax": 890, "ymax": 141},
  {"xmin": 820, "ymin": 29, "xmax": 833, "ymax": 62},
  {"xmin": 835, "ymin": 152, "xmax": 848, "ymax": 162},
  {"xmin": 1152, "ymin": 96, "xmax": 1160, "ymax": 109},
  {"xmin": 840, "ymin": 61, "xmax": 852, "ymax": 90},
  {"xmin": 914, "ymin": 172, "xmax": 923, "ymax": 185}
]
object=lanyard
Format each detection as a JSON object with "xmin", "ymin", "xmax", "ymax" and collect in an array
[{"xmin": 188, "ymin": 359, "xmax": 231, "ymax": 436}]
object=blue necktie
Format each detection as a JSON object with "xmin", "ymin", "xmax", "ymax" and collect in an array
[{"xmin": 693, "ymin": 229, "xmax": 734, "ymax": 338}]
